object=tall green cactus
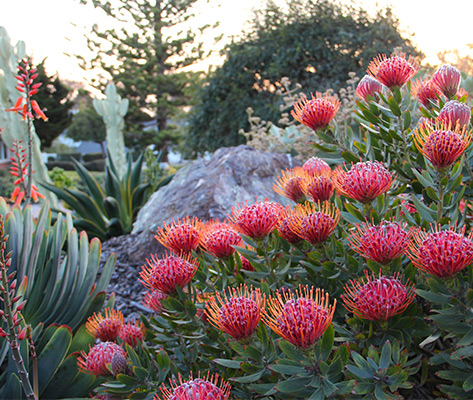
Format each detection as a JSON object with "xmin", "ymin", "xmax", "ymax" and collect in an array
[
  {"xmin": 93, "ymin": 83, "xmax": 128, "ymax": 178},
  {"xmin": 0, "ymin": 27, "xmax": 57, "ymax": 207}
]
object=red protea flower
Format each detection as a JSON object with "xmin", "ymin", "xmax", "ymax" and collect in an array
[
  {"xmin": 356, "ymin": 75, "xmax": 383, "ymax": 101},
  {"xmin": 291, "ymin": 92, "xmax": 341, "ymax": 131},
  {"xmin": 142, "ymin": 290, "xmax": 168, "ymax": 313},
  {"xmin": 155, "ymin": 216, "xmax": 202, "ymax": 254},
  {"xmin": 407, "ymin": 222, "xmax": 473, "ymax": 278},
  {"xmin": 205, "ymin": 285, "xmax": 264, "ymax": 340},
  {"xmin": 277, "ymin": 211, "xmax": 303, "ymax": 244},
  {"xmin": 273, "ymin": 167, "xmax": 308, "ymax": 203},
  {"xmin": 438, "ymin": 100, "xmax": 471, "ymax": 129},
  {"xmin": 341, "ymin": 271, "xmax": 416, "ymax": 321},
  {"xmin": 302, "ymin": 173, "xmax": 334, "ymax": 203},
  {"xmin": 332, "ymin": 161, "xmax": 394, "ymax": 204},
  {"xmin": 157, "ymin": 373, "xmax": 231, "ymax": 400},
  {"xmin": 367, "ymin": 52, "xmax": 419, "ymax": 89},
  {"xmin": 200, "ymin": 220, "xmax": 242, "ymax": 259},
  {"xmin": 456, "ymin": 87, "xmax": 468, "ymax": 100},
  {"xmin": 119, "ymin": 320, "xmax": 146, "ymax": 347},
  {"xmin": 302, "ymin": 157, "xmax": 332, "ymax": 176},
  {"xmin": 413, "ymin": 120, "xmax": 472, "ymax": 170},
  {"xmin": 229, "ymin": 199, "xmax": 285, "ymax": 239},
  {"xmin": 234, "ymin": 253, "xmax": 255, "ymax": 273},
  {"xmin": 411, "ymin": 78, "xmax": 441, "ymax": 109},
  {"xmin": 347, "ymin": 220, "xmax": 415, "ymax": 265},
  {"xmin": 290, "ymin": 201, "xmax": 340, "ymax": 245},
  {"xmin": 140, "ymin": 252, "xmax": 199, "ymax": 294},
  {"xmin": 263, "ymin": 285, "xmax": 336, "ymax": 349},
  {"xmin": 86, "ymin": 308, "xmax": 124, "ymax": 342},
  {"xmin": 432, "ymin": 64, "xmax": 462, "ymax": 98},
  {"xmin": 78, "ymin": 342, "xmax": 126, "ymax": 376}
]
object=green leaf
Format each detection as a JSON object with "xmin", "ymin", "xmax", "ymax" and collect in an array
[
  {"xmin": 388, "ymin": 96, "xmax": 402, "ymax": 117},
  {"xmin": 268, "ymin": 364, "xmax": 305, "ymax": 375},
  {"xmin": 416, "ymin": 289, "xmax": 450, "ymax": 304},
  {"xmin": 230, "ymin": 369, "xmax": 265, "ymax": 383},
  {"xmin": 320, "ymin": 324, "xmax": 334, "ymax": 362},
  {"xmin": 275, "ymin": 377, "xmax": 312, "ymax": 393},
  {"xmin": 379, "ymin": 341, "xmax": 392, "ymax": 371},
  {"xmin": 463, "ymin": 375, "xmax": 473, "ymax": 392},
  {"xmin": 213, "ymin": 359, "xmax": 243, "ymax": 369},
  {"xmin": 279, "ymin": 340, "xmax": 304, "ymax": 361}
]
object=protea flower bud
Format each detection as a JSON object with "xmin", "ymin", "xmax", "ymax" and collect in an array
[
  {"xmin": 432, "ymin": 64, "xmax": 461, "ymax": 98},
  {"xmin": 155, "ymin": 216, "xmax": 202, "ymax": 254},
  {"xmin": 118, "ymin": 320, "xmax": 146, "ymax": 347},
  {"xmin": 341, "ymin": 271, "xmax": 416, "ymax": 321},
  {"xmin": 438, "ymin": 100, "xmax": 471, "ymax": 128},
  {"xmin": 142, "ymin": 290, "xmax": 168, "ymax": 313},
  {"xmin": 356, "ymin": 75, "xmax": 383, "ymax": 101},
  {"xmin": 302, "ymin": 157, "xmax": 331, "ymax": 176},
  {"xmin": 411, "ymin": 78, "xmax": 441, "ymax": 109},
  {"xmin": 205, "ymin": 285, "xmax": 264, "ymax": 341},
  {"xmin": 110, "ymin": 351, "xmax": 129, "ymax": 376},
  {"xmin": 86, "ymin": 308, "xmax": 124, "ymax": 342},
  {"xmin": 263, "ymin": 285, "xmax": 336, "ymax": 349},
  {"xmin": 291, "ymin": 92, "xmax": 341, "ymax": 131},
  {"xmin": 273, "ymin": 167, "xmax": 307, "ymax": 203},
  {"xmin": 157, "ymin": 373, "xmax": 231, "ymax": 400},
  {"xmin": 367, "ymin": 52, "xmax": 419, "ymax": 89},
  {"xmin": 302, "ymin": 173, "xmax": 334, "ymax": 203},
  {"xmin": 78, "ymin": 342, "xmax": 126, "ymax": 376},
  {"xmin": 332, "ymin": 161, "xmax": 394, "ymax": 204},
  {"xmin": 200, "ymin": 220, "xmax": 242, "ymax": 259}
]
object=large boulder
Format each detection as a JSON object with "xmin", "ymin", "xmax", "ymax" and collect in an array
[{"xmin": 132, "ymin": 145, "xmax": 300, "ymax": 251}]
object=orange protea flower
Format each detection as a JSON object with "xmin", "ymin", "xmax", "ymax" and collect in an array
[
  {"xmin": 277, "ymin": 210, "xmax": 303, "ymax": 244},
  {"xmin": 200, "ymin": 220, "xmax": 242, "ymax": 259},
  {"xmin": 413, "ymin": 120, "xmax": 472, "ymax": 170},
  {"xmin": 302, "ymin": 157, "xmax": 332, "ymax": 176},
  {"xmin": 347, "ymin": 220, "xmax": 415, "ymax": 265},
  {"xmin": 86, "ymin": 308, "xmax": 124, "ymax": 342},
  {"xmin": 142, "ymin": 290, "xmax": 168, "ymax": 313},
  {"xmin": 407, "ymin": 222, "xmax": 473, "ymax": 278},
  {"xmin": 432, "ymin": 64, "xmax": 462, "ymax": 98},
  {"xmin": 438, "ymin": 100, "xmax": 471, "ymax": 129},
  {"xmin": 290, "ymin": 201, "xmax": 340, "ymax": 245},
  {"xmin": 205, "ymin": 285, "xmax": 264, "ymax": 340},
  {"xmin": 273, "ymin": 167, "xmax": 308, "ymax": 203},
  {"xmin": 341, "ymin": 271, "xmax": 416, "ymax": 321},
  {"xmin": 155, "ymin": 216, "xmax": 202, "ymax": 254},
  {"xmin": 291, "ymin": 92, "xmax": 341, "ymax": 131},
  {"xmin": 367, "ymin": 52, "xmax": 419, "ymax": 89},
  {"xmin": 229, "ymin": 199, "xmax": 285, "ymax": 239},
  {"xmin": 332, "ymin": 161, "xmax": 394, "ymax": 204},
  {"xmin": 356, "ymin": 75, "xmax": 383, "ymax": 101},
  {"xmin": 119, "ymin": 320, "xmax": 146, "ymax": 347},
  {"xmin": 78, "ymin": 342, "xmax": 126, "ymax": 376},
  {"xmin": 302, "ymin": 173, "xmax": 334, "ymax": 203},
  {"xmin": 411, "ymin": 78, "xmax": 441, "ymax": 109},
  {"xmin": 140, "ymin": 252, "xmax": 199, "ymax": 294},
  {"xmin": 157, "ymin": 373, "xmax": 231, "ymax": 400},
  {"xmin": 263, "ymin": 285, "xmax": 336, "ymax": 349}
]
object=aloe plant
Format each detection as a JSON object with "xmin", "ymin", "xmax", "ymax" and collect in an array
[{"xmin": 41, "ymin": 151, "xmax": 173, "ymax": 241}]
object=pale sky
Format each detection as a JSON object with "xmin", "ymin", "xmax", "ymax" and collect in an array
[{"xmin": 1, "ymin": 0, "xmax": 472, "ymax": 85}]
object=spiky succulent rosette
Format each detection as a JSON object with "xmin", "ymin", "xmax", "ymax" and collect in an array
[
  {"xmin": 156, "ymin": 373, "xmax": 231, "ymax": 400},
  {"xmin": 78, "ymin": 342, "xmax": 126, "ymax": 376},
  {"xmin": 200, "ymin": 220, "xmax": 242, "ymax": 258},
  {"xmin": 291, "ymin": 92, "xmax": 341, "ymax": 131},
  {"xmin": 367, "ymin": 52, "xmax": 419, "ymax": 88},
  {"xmin": 205, "ymin": 284, "xmax": 264, "ymax": 340},
  {"xmin": 155, "ymin": 216, "xmax": 202, "ymax": 254},
  {"xmin": 263, "ymin": 285, "xmax": 336, "ymax": 349},
  {"xmin": 86, "ymin": 308, "xmax": 124, "ymax": 342},
  {"xmin": 407, "ymin": 222, "xmax": 473, "ymax": 278},
  {"xmin": 341, "ymin": 271, "xmax": 415, "ymax": 321},
  {"xmin": 273, "ymin": 167, "xmax": 308, "ymax": 203}
]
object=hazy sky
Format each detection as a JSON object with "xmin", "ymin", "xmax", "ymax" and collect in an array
[{"xmin": 1, "ymin": 0, "xmax": 472, "ymax": 84}]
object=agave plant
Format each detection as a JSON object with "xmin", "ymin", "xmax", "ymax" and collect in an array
[{"xmin": 41, "ymin": 151, "xmax": 172, "ymax": 241}]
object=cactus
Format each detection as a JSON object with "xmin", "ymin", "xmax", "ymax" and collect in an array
[
  {"xmin": 0, "ymin": 27, "xmax": 57, "ymax": 207},
  {"xmin": 93, "ymin": 83, "xmax": 128, "ymax": 178}
]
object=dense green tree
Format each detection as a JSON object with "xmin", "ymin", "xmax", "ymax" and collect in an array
[
  {"xmin": 185, "ymin": 0, "xmax": 422, "ymax": 156},
  {"xmin": 33, "ymin": 60, "xmax": 74, "ymax": 148},
  {"xmin": 77, "ymin": 0, "xmax": 214, "ymax": 151}
]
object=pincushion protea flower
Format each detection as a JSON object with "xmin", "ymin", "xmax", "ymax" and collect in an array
[
  {"xmin": 291, "ymin": 92, "xmax": 341, "ymax": 131},
  {"xmin": 302, "ymin": 173, "xmax": 334, "ymax": 203},
  {"xmin": 302, "ymin": 157, "xmax": 332, "ymax": 176},
  {"xmin": 367, "ymin": 52, "xmax": 419, "ymax": 89},
  {"xmin": 205, "ymin": 285, "xmax": 264, "ymax": 340},
  {"xmin": 155, "ymin": 216, "xmax": 202, "ymax": 254},
  {"xmin": 347, "ymin": 220, "xmax": 415, "ymax": 265},
  {"xmin": 157, "ymin": 373, "xmax": 231, "ymax": 400},
  {"xmin": 200, "ymin": 220, "xmax": 242, "ymax": 259},
  {"xmin": 277, "ymin": 211, "xmax": 303, "ymax": 244},
  {"xmin": 263, "ymin": 285, "xmax": 336, "ymax": 349},
  {"xmin": 234, "ymin": 253, "xmax": 255, "ymax": 273},
  {"xmin": 356, "ymin": 75, "xmax": 383, "ymax": 101},
  {"xmin": 229, "ymin": 199, "xmax": 285, "ymax": 239},
  {"xmin": 78, "ymin": 342, "xmax": 126, "ymax": 376},
  {"xmin": 140, "ymin": 252, "xmax": 199, "ymax": 294},
  {"xmin": 288, "ymin": 201, "xmax": 340, "ymax": 245},
  {"xmin": 142, "ymin": 290, "xmax": 168, "ymax": 313},
  {"xmin": 411, "ymin": 78, "xmax": 441, "ymax": 109},
  {"xmin": 273, "ymin": 167, "xmax": 307, "ymax": 203},
  {"xmin": 341, "ymin": 271, "xmax": 415, "ymax": 321},
  {"xmin": 438, "ymin": 100, "xmax": 471, "ymax": 129},
  {"xmin": 413, "ymin": 120, "xmax": 472, "ymax": 170},
  {"xmin": 119, "ymin": 320, "xmax": 146, "ymax": 347},
  {"xmin": 407, "ymin": 222, "xmax": 473, "ymax": 278},
  {"xmin": 432, "ymin": 64, "xmax": 462, "ymax": 98},
  {"xmin": 86, "ymin": 308, "xmax": 124, "ymax": 342},
  {"xmin": 332, "ymin": 161, "xmax": 394, "ymax": 204}
]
